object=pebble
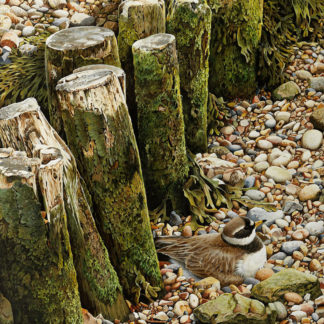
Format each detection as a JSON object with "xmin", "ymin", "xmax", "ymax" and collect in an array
[
  {"xmin": 281, "ymin": 241, "xmax": 303, "ymax": 255},
  {"xmin": 257, "ymin": 140, "xmax": 273, "ymax": 150},
  {"xmin": 305, "ymin": 221, "xmax": 324, "ymax": 236},
  {"xmin": 189, "ymin": 294, "xmax": 199, "ymax": 308},
  {"xmin": 284, "ymin": 292, "xmax": 303, "ymax": 304},
  {"xmin": 298, "ymin": 184, "xmax": 321, "ymax": 201},
  {"xmin": 265, "ymin": 119, "xmax": 276, "ymax": 128},
  {"xmin": 265, "ymin": 166, "xmax": 292, "ymax": 183},
  {"xmin": 245, "ymin": 190, "xmax": 265, "ymax": 201},
  {"xmin": 255, "ymin": 268, "xmax": 274, "ymax": 281},
  {"xmin": 173, "ymin": 301, "xmax": 191, "ymax": 316},
  {"xmin": 254, "ymin": 161, "xmax": 269, "ymax": 172},
  {"xmin": 182, "ymin": 226, "xmax": 192, "ymax": 237},
  {"xmin": 302, "ymin": 129, "xmax": 323, "ymax": 150}
]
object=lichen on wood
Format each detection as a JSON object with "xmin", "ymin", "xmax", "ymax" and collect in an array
[
  {"xmin": 132, "ymin": 33, "xmax": 189, "ymax": 212},
  {"xmin": 74, "ymin": 64, "xmax": 126, "ymax": 99},
  {"xmin": 56, "ymin": 70, "xmax": 162, "ymax": 302},
  {"xmin": 0, "ymin": 98, "xmax": 129, "ymax": 320},
  {"xmin": 45, "ymin": 27, "xmax": 121, "ymax": 137},
  {"xmin": 207, "ymin": 0, "xmax": 263, "ymax": 98},
  {"xmin": 0, "ymin": 150, "xmax": 83, "ymax": 324},
  {"xmin": 118, "ymin": 0, "xmax": 165, "ymax": 129},
  {"xmin": 167, "ymin": 0, "xmax": 211, "ymax": 153}
]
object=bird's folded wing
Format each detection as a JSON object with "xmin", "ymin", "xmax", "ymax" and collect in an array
[{"xmin": 185, "ymin": 245, "xmax": 245, "ymax": 280}]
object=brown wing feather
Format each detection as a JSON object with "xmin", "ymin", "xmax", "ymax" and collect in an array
[{"xmin": 156, "ymin": 234, "xmax": 245, "ymax": 286}]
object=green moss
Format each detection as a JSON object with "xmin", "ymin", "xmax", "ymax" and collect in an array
[
  {"xmin": 59, "ymin": 95, "xmax": 162, "ymax": 302},
  {"xmin": 207, "ymin": 0, "xmax": 263, "ymax": 98},
  {"xmin": 133, "ymin": 42, "xmax": 189, "ymax": 212},
  {"xmin": 167, "ymin": 0, "xmax": 211, "ymax": 153},
  {"xmin": 0, "ymin": 182, "xmax": 82, "ymax": 323}
]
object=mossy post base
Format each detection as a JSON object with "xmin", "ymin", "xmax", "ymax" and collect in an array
[
  {"xmin": 0, "ymin": 151, "xmax": 83, "ymax": 323},
  {"xmin": 118, "ymin": 0, "xmax": 165, "ymax": 130},
  {"xmin": 167, "ymin": 0, "xmax": 211, "ymax": 153},
  {"xmin": 45, "ymin": 27, "xmax": 121, "ymax": 137},
  {"xmin": 208, "ymin": 0, "xmax": 263, "ymax": 98},
  {"xmin": 132, "ymin": 34, "xmax": 189, "ymax": 211},
  {"xmin": 0, "ymin": 98, "xmax": 129, "ymax": 321},
  {"xmin": 56, "ymin": 70, "xmax": 162, "ymax": 302}
]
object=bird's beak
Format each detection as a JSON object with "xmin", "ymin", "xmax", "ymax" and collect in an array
[{"xmin": 255, "ymin": 220, "xmax": 265, "ymax": 228}]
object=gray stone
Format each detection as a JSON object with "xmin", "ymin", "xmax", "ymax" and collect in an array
[
  {"xmin": 272, "ymin": 81, "xmax": 301, "ymax": 100},
  {"xmin": 19, "ymin": 43, "xmax": 37, "ymax": 56},
  {"xmin": 295, "ymin": 70, "xmax": 312, "ymax": 80},
  {"xmin": 282, "ymin": 201, "xmax": 303, "ymax": 214},
  {"xmin": 22, "ymin": 26, "xmax": 35, "ymax": 36},
  {"xmin": 247, "ymin": 207, "xmax": 284, "ymax": 226},
  {"xmin": 71, "ymin": 13, "xmax": 95, "ymax": 26},
  {"xmin": 265, "ymin": 166, "xmax": 292, "ymax": 183},
  {"xmin": 193, "ymin": 293, "xmax": 277, "ymax": 324},
  {"xmin": 309, "ymin": 77, "xmax": 324, "ymax": 92},
  {"xmin": 169, "ymin": 211, "xmax": 182, "ymax": 226},
  {"xmin": 265, "ymin": 119, "xmax": 276, "ymax": 128},
  {"xmin": 281, "ymin": 241, "xmax": 303, "ymax": 255},
  {"xmin": 245, "ymin": 190, "xmax": 265, "ymax": 201},
  {"xmin": 305, "ymin": 221, "xmax": 324, "ymax": 236},
  {"xmin": 244, "ymin": 176, "xmax": 255, "ymax": 188},
  {"xmin": 269, "ymin": 252, "xmax": 287, "ymax": 261},
  {"xmin": 310, "ymin": 108, "xmax": 324, "ymax": 131},
  {"xmin": 252, "ymin": 269, "xmax": 321, "ymax": 303}
]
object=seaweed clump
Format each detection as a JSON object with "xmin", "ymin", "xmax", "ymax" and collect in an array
[
  {"xmin": 0, "ymin": 33, "xmax": 49, "ymax": 109},
  {"xmin": 258, "ymin": 0, "xmax": 324, "ymax": 89}
]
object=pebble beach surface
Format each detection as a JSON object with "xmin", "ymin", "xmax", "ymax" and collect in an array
[{"xmin": 121, "ymin": 42, "xmax": 324, "ymax": 324}]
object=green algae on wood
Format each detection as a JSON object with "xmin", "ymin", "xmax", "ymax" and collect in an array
[
  {"xmin": 118, "ymin": 0, "xmax": 165, "ymax": 131},
  {"xmin": 167, "ymin": 0, "xmax": 211, "ymax": 153},
  {"xmin": 132, "ymin": 33, "xmax": 189, "ymax": 211},
  {"xmin": 207, "ymin": 0, "xmax": 263, "ymax": 99},
  {"xmin": 45, "ymin": 27, "xmax": 121, "ymax": 137},
  {"xmin": 0, "ymin": 152, "xmax": 83, "ymax": 324},
  {"xmin": 0, "ymin": 98, "xmax": 129, "ymax": 320},
  {"xmin": 56, "ymin": 70, "xmax": 162, "ymax": 302}
]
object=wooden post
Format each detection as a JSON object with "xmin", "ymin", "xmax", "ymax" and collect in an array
[
  {"xmin": 45, "ymin": 26, "xmax": 121, "ymax": 137},
  {"xmin": 56, "ymin": 70, "xmax": 162, "ymax": 302},
  {"xmin": 167, "ymin": 0, "xmax": 211, "ymax": 153},
  {"xmin": 118, "ymin": 0, "xmax": 165, "ymax": 129},
  {"xmin": 132, "ymin": 33, "xmax": 189, "ymax": 211},
  {"xmin": 0, "ymin": 150, "xmax": 83, "ymax": 323},
  {"xmin": 207, "ymin": 0, "xmax": 263, "ymax": 98},
  {"xmin": 73, "ymin": 64, "xmax": 126, "ymax": 99},
  {"xmin": 0, "ymin": 98, "xmax": 129, "ymax": 320}
]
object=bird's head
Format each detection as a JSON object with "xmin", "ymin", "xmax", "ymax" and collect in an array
[{"xmin": 222, "ymin": 216, "xmax": 264, "ymax": 246}]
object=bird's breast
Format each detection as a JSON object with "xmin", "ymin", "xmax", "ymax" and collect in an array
[{"xmin": 235, "ymin": 245, "xmax": 266, "ymax": 278}]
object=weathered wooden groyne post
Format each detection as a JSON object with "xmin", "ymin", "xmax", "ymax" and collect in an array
[
  {"xmin": 56, "ymin": 69, "xmax": 162, "ymax": 301},
  {"xmin": 0, "ymin": 150, "xmax": 83, "ymax": 323},
  {"xmin": 167, "ymin": 0, "xmax": 212, "ymax": 153},
  {"xmin": 207, "ymin": 0, "xmax": 263, "ymax": 98},
  {"xmin": 118, "ymin": 0, "xmax": 165, "ymax": 129},
  {"xmin": 132, "ymin": 33, "xmax": 189, "ymax": 211},
  {"xmin": 45, "ymin": 27, "xmax": 121, "ymax": 136},
  {"xmin": 0, "ymin": 98, "xmax": 129, "ymax": 320}
]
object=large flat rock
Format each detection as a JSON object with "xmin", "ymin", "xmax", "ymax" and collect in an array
[
  {"xmin": 251, "ymin": 269, "xmax": 321, "ymax": 303},
  {"xmin": 193, "ymin": 293, "xmax": 277, "ymax": 324}
]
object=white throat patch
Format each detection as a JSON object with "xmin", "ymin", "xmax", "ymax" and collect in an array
[{"xmin": 222, "ymin": 228, "xmax": 256, "ymax": 246}]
